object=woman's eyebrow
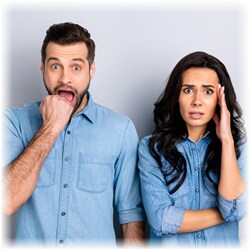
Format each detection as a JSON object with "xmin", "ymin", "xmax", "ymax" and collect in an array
[
  {"xmin": 202, "ymin": 84, "xmax": 216, "ymax": 88},
  {"xmin": 181, "ymin": 84, "xmax": 195, "ymax": 87},
  {"xmin": 181, "ymin": 84, "xmax": 216, "ymax": 88}
]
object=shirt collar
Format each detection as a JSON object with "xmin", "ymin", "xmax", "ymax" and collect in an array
[
  {"xmin": 182, "ymin": 131, "xmax": 212, "ymax": 145},
  {"xmin": 75, "ymin": 92, "xmax": 96, "ymax": 124}
]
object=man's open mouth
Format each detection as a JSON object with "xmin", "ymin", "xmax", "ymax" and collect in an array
[{"xmin": 57, "ymin": 90, "xmax": 75, "ymax": 102}]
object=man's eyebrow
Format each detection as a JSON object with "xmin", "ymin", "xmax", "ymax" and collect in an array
[
  {"xmin": 72, "ymin": 58, "xmax": 85, "ymax": 63},
  {"xmin": 46, "ymin": 57, "xmax": 85, "ymax": 63},
  {"xmin": 47, "ymin": 57, "xmax": 59, "ymax": 63}
]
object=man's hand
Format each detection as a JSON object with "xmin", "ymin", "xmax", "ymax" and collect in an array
[
  {"xmin": 40, "ymin": 95, "xmax": 74, "ymax": 134},
  {"xmin": 122, "ymin": 221, "xmax": 146, "ymax": 245}
]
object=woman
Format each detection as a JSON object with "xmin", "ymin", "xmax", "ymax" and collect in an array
[{"xmin": 138, "ymin": 51, "xmax": 247, "ymax": 247}]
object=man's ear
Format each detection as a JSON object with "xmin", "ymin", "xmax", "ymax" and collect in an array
[
  {"xmin": 89, "ymin": 62, "xmax": 96, "ymax": 79},
  {"xmin": 40, "ymin": 63, "xmax": 44, "ymax": 74}
]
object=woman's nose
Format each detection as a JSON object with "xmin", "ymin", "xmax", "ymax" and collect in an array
[{"xmin": 191, "ymin": 93, "xmax": 202, "ymax": 107}]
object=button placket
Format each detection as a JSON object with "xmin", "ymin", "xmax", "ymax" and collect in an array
[
  {"xmin": 189, "ymin": 142, "xmax": 201, "ymax": 210},
  {"xmin": 56, "ymin": 127, "xmax": 74, "ymax": 244}
]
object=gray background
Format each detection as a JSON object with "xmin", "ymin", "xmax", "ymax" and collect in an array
[{"xmin": 4, "ymin": 2, "xmax": 248, "ymax": 244}]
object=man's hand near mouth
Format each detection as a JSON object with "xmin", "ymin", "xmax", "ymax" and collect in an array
[{"xmin": 40, "ymin": 95, "xmax": 74, "ymax": 134}]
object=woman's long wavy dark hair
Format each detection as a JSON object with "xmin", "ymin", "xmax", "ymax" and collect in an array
[{"xmin": 150, "ymin": 51, "xmax": 246, "ymax": 194}]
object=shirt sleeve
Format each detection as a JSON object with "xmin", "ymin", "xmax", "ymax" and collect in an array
[
  {"xmin": 138, "ymin": 137, "xmax": 185, "ymax": 236},
  {"xmin": 217, "ymin": 142, "xmax": 248, "ymax": 222},
  {"xmin": 114, "ymin": 118, "xmax": 145, "ymax": 224},
  {"xmin": 2, "ymin": 108, "xmax": 25, "ymax": 167}
]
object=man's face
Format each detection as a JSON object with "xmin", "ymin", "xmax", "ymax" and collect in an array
[{"xmin": 41, "ymin": 42, "xmax": 95, "ymax": 115}]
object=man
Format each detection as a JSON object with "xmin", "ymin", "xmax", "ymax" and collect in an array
[{"xmin": 3, "ymin": 22, "xmax": 145, "ymax": 245}]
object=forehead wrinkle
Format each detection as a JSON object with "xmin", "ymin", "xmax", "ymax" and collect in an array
[{"xmin": 46, "ymin": 42, "xmax": 88, "ymax": 63}]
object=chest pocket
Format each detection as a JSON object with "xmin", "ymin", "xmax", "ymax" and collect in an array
[
  {"xmin": 165, "ymin": 174, "xmax": 190, "ymax": 202},
  {"xmin": 162, "ymin": 161, "xmax": 190, "ymax": 201},
  {"xmin": 77, "ymin": 153, "xmax": 114, "ymax": 193},
  {"xmin": 36, "ymin": 149, "xmax": 56, "ymax": 188}
]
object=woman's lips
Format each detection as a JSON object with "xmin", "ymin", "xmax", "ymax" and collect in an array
[{"xmin": 189, "ymin": 111, "xmax": 204, "ymax": 119}]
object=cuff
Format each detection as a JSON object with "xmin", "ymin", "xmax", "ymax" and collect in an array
[
  {"xmin": 218, "ymin": 192, "xmax": 247, "ymax": 222},
  {"xmin": 161, "ymin": 206, "xmax": 185, "ymax": 235},
  {"xmin": 118, "ymin": 208, "xmax": 146, "ymax": 224}
]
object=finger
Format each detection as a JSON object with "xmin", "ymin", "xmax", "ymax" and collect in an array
[
  {"xmin": 218, "ymin": 85, "xmax": 225, "ymax": 107},
  {"xmin": 39, "ymin": 97, "xmax": 47, "ymax": 112},
  {"xmin": 217, "ymin": 84, "xmax": 221, "ymax": 104},
  {"xmin": 220, "ymin": 86, "xmax": 225, "ymax": 98},
  {"xmin": 220, "ymin": 87, "xmax": 228, "ymax": 111}
]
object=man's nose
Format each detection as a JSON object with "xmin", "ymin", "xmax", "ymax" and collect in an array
[{"xmin": 59, "ymin": 69, "xmax": 72, "ymax": 84}]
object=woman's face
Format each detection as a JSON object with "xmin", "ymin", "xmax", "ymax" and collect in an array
[{"xmin": 178, "ymin": 67, "xmax": 219, "ymax": 137}]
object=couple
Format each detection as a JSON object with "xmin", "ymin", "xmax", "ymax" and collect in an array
[{"xmin": 3, "ymin": 22, "xmax": 247, "ymax": 247}]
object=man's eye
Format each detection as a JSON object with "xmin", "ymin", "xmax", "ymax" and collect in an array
[
  {"xmin": 51, "ymin": 64, "xmax": 60, "ymax": 70},
  {"xmin": 183, "ymin": 88, "xmax": 193, "ymax": 94},
  {"xmin": 205, "ymin": 89, "xmax": 213, "ymax": 95},
  {"xmin": 73, "ymin": 66, "xmax": 81, "ymax": 71}
]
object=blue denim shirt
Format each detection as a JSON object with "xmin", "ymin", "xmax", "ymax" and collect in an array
[
  {"xmin": 138, "ymin": 134, "xmax": 247, "ymax": 247},
  {"xmin": 3, "ymin": 94, "xmax": 145, "ymax": 245}
]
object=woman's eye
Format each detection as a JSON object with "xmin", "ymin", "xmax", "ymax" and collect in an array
[
  {"xmin": 183, "ymin": 88, "xmax": 193, "ymax": 94},
  {"xmin": 51, "ymin": 64, "xmax": 60, "ymax": 70},
  {"xmin": 205, "ymin": 89, "xmax": 213, "ymax": 95},
  {"xmin": 73, "ymin": 66, "xmax": 81, "ymax": 71}
]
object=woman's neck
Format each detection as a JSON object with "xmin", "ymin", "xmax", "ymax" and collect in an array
[{"xmin": 187, "ymin": 127, "xmax": 207, "ymax": 143}]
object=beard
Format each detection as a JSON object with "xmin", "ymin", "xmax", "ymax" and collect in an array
[{"xmin": 43, "ymin": 76, "xmax": 90, "ymax": 117}]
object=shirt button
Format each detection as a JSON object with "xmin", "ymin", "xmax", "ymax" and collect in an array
[
  {"xmin": 61, "ymin": 212, "xmax": 66, "ymax": 216},
  {"xmin": 195, "ymin": 188, "xmax": 199, "ymax": 192},
  {"xmin": 191, "ymin": 148, "xmax": 195, "ymax": 151},
  {"xmin": 195, "ymin": 166, "xmax": 198, "ymax": 171},
  {"xmin": 65, "ymin": 156, "xmax": 70, "ymax": 161},
  {"xmin": 63, "ymin": 184, "xmax": 68, "ymax": 188},
  {"xmin": 197, "ymin": 234, "xmax": 201, "ymax": 238},
  {"xmin": 233, "ymin": 200, "xmax": 237, "ymax": 208},
  {"xmin": 59, "ymin": 240, "xmax": 64, "ymax": 244},
  {"xmin": 67, "ymin": 131, "xmax": 71, "ymax": 134}
]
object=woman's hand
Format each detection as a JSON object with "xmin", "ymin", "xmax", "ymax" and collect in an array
[
  {"xmin": 214, "ymin": 86, "xmax": 245, "ymax": 200},
  {"xmin": 213, "ymin": 84, "xmax": 233, "ymax": 143}
]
